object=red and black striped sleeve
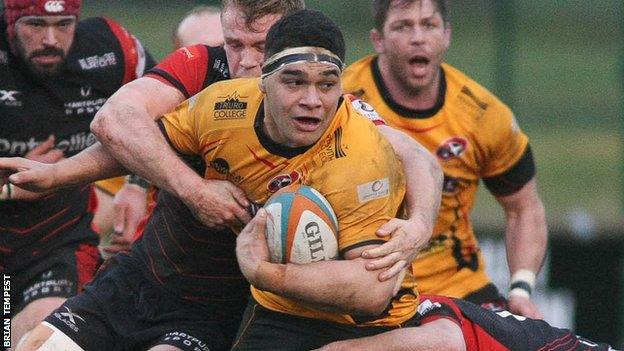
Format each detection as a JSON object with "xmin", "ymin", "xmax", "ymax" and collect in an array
[{"xmin": 102, "ymin": 17, "xmax": 154, "ymax": 83}]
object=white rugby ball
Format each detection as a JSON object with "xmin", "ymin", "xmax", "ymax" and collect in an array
[{"xmin": 264, "ymin": 184, "xmax": 339, "ymax": 264}]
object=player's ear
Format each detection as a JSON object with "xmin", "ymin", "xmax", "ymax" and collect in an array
[{"xmin": 370, "ymin": 29, "xmax": 384, "ymax": 54}]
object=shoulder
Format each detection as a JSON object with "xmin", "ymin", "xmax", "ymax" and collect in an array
[{"xmin": 443, "ymin": 63, "xmax": 511, "ymax": 117}]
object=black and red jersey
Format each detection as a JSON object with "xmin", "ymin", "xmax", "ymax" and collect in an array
[
  {"xmin": 418, "ymin": 295, "xmax": 616, "ymax": 351},
  {"xmin": 0, "ymin": 15, "xmax": 155, "ymax": 271},
  {"xmin": 145, "ymin": 44, "xmax": 229, "ymax": 98}
]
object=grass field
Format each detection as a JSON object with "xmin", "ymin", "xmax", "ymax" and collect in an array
[{"xmin": 81, "ymin": 0, "xmax": 624, "ymax": 233}]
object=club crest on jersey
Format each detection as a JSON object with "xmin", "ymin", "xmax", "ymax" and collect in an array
[
  {"xmin": 214, "ymin": 92, "xmax": 247, "ymax": 120},
  {"xmin": 44, "ymin": 0, "xmax": 65, "ymax": 13},
  {"xmin": 436, "ymin": 137, "xmax": 468, "ymax": 161},
  {"xmin": 267, "ymin": 171, "xmax": 300, "ymax": 193}
]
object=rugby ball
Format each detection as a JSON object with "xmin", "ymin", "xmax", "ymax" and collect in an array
[{"xmin": 264, "ymin": 184, "xmax": 339, "ymax": 264}]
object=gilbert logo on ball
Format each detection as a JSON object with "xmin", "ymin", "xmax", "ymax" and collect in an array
[
  {"xmin": 264, "ymin": 184, "xmax": 339, "ymax": 264},
  {"xmin": 44, "ymin": 0, "xmax": 66, "ymax": 13}
]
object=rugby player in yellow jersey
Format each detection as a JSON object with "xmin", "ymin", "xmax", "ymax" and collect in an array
[
  {"xmin": 1, "ymin": 8, "xmax": 454, "ymax": 351},
  {"xmin": 341, "ymin": 0, "xmax": 547, "ymax": 321}
]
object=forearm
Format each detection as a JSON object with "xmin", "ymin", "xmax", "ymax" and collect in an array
[
  {"xmin": 505, "ymin": 199, "xmax": 548, "ymax": 274},
  {"xmin": 52, "ymin": 143, "xmax": 127, "ymax": 188},
  {"xmin": 256, "ymin": 258, "xmax": 396, "ymax": 315},
  {"xmin": 380, "ymin": 125, "xmax": 443, "ymax": 228},
  {"xmin": 91, "ymin": 81, "xmax": 203, "ymax": 202}
]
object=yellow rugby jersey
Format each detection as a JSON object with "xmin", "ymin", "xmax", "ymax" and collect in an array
[
  {"xmin": 343, "ymin": 56, "xmax": 529, "ymax": 299},
  {"xmin": 160, "ymin": 77, "xmax": 416, "ymax": 326}
]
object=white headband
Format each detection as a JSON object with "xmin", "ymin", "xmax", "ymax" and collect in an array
[{"xmin": 261, "ymin": 46, "xmax": 345, "ymax": 79}]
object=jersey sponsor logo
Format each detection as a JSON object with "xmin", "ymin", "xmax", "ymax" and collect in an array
[
  {"xmin": 162, "ymin": 331, "xmax": 210, "ymax": 351},
  {"xmin": 53, "ymin": 306, "xmax": 84, "ymax": 333},
  {"xmin": 78, "ymin": 52, "xmax": 117, "ymax": 70},
  {"xmin": 0, "ymin": 90, "xmax": 22, "ymax": 107},
  {"xmin": 214, "ymin": 92, "xmax": 247, "ymax": 120},
  {"xmin": 64, "ymin": 98, "xmax": 107, "ymax": 116},
  {"xmin": 317, "ymin": 128, "xmax": 346, "ymax": 166},
  {"xmin": 23, "ymin": 278, "xmax": 73, "ymax": 304},
  {"xmin": 208, "ymin": 158, "xmax": 242, "ymax": 183},
  {"xmin": 436, "ymin": 137, "xmax": 468, "ymax": 161},
  {"xmin": 267, "ymin": 171, "xmax": 300, "ymax": 193},
  {"xmin": 44, "ymin": 0, "xmax": 65, "ymax": 13},
  {"xmin": 357, "ymin": 178, "xmax": 390, "ymax": 203},
  {"xmin": 0, "ymin": 132, "xmax": 97, "ymax": 156},
  {"xmin": 0, "ymin": 50, "xmax": 7, "ymax": 64},
  {"xmin": 213, "ymin": 58, "xmax": 229, "ymax": 78},
  {"xmin": 350, "ymin": 98, "xmax": 385, "ymax": 124}
]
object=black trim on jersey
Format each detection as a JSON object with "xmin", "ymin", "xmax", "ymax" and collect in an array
[
  {"xmin": 254, "ymin": 97, "xmax": 345, "ymax": 159},
  {"xmin": 483, "ymin": 145, "xmax": 536, "ymax": 196},
  {"xmin": 149, "ymin": 68, "xmax": 191, "ymax": 99},
  {"xmin": 339, "ymin": 239, "xmax": 387, "ymax": 257},
  {"xmin": 371, "ymin": 56, "xmax": 446, "ymax": 119}
]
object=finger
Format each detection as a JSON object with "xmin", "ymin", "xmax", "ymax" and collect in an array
[
  {"xmin": 392, "ymin": 269, "xmax": 407, "ymax": 296},
  {"xmin": 8, "ymin": 168, "xmax": 43, "ymax": 185},
  {"xmin": 362, "ymin": 239, "xmax": 400, "ymax": 259},
  {"xmin": 228, "ymin": 185, "xmax": 250, "ymax": 208},
  {"xmin": 102, "ymin": 243, "xmax": 130, "ymax": 255},
  {"xmin": 375, "ymin": 219, "xmax": 402, "ymax": 237},
  {"xmin": 112, "ymin": 203, "xmax": 127, "ymax": 234},
  {"xmin": 365, "ymin": 251, "xmax": 402, "ymax": 271},
  {"xmin": 28, "ymin": 135, "xmax": 55, "ymax": 156},
  {"xmin": 42, "ymin": 149, "xmax": 65, "ymax": 163},
  {"xmin": 379, "ymin": 260, "xmax": 407, "ymax": 282},
  {"xmin": 0, "ymin": 157, "xmax": 31, "ymax": 173}
]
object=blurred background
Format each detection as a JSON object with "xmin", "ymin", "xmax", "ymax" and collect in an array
[{"xmin": 21, "ymin": 0, "xmax": 624, "ymax": 346}]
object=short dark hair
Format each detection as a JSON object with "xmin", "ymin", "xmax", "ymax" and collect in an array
[
  {"xmin": 222, "ymin": 0, "xmax": 305, "ymax": 30},
  {"xmin": 264, "ymin": 9, "xmax": 345, "ymax": 62},
  {"xmin": 373, "ymin": 0, "xmax": 449, "ymax": 31}
]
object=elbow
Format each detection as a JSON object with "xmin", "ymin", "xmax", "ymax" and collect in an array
[
  {"xmin": 91, "ymin": 103, "xmax": 116, "ymax": 140},
  {"xmin": 352, "ymin": 282, "xmax": 395, "ymax": 316}
]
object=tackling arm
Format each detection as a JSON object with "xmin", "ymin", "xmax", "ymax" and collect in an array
[{"xmin": 363, "ymin": 125, "xmax": 443, "ymax": 280}]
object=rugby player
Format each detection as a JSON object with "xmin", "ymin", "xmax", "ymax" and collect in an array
[
  {"xmin": 342, "ymin": 0, "xmax": 548, "ymax": 318},
  {"xmin": 3, "ymin": 6, "xmax": 436, "ymax": 350},
  {"xmin": 0, "ymin": 0, "xmax": 154, "ymax": 347},
  {"xmin": 92, "ymin": 0, "xmax": 442, "ymax": 281}
]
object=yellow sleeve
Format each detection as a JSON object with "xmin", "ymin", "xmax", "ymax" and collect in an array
[
  {"xmin": 480, "ymin": 102, "xmax": 529, "ymax": 178},
  {"xmin": 159, "ymin": 96, "xmax": 203, "ymax": 155}
]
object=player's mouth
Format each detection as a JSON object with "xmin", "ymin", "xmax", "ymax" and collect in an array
[
  {"xmin": 409, "ymin": 55, "xmax": 430, "ymax": 73},
  {"xmin": 31, "ymin": 55, "xmax": 62, "ymax": 66},
  {"xmin": 293, "ymin": 116, "xmax": 322, "ymax": 132}
]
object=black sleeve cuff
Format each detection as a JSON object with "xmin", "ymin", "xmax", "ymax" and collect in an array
[{"xmin": 483, "ymin": 145, "xmax": 536, "ymax": 196}]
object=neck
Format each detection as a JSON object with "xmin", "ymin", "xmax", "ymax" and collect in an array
[{"xmin": 377, "ymin": 56, "xmax": 441, "ymax": 111}]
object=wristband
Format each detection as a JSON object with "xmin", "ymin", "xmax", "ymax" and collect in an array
[
  {"xmin": 126, "ymin": 174, "xmax": 151, "ymax": 190},
  {"xmin": 508, "ymin": 269, "xmax": 536, "ymax": 298},
  {"xmin": 0, "ymin": 183, "xmax": 12, "ymax": 201}
]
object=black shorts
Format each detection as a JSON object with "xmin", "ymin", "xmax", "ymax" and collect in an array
[
  {"xmin": 45, "ymin": 253, "xmax": 244, "ymax": 351},
  {"xmin": 10, "ymin": 242, "xmax": 100, "ymax": 314},
  {"xmin": 463, "ymin": 282, "xmax": 508, "ymax": 312},
  {"xmin": 231, "ymin": 298, "xmax": 419, "ymax": 351}
]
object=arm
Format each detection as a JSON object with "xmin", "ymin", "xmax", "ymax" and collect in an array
[
  {"xmin": 91, "ymin": 78, "xmax": 250, "ymax": 228},
  {"xmin": 237, "ymin": 209, "xmax": 398, "ymax": 316},
  {"xmin": 363, "ymin": 125, "xmax": 443, "ymax": 280},
  {"xmin": 0, "ymin": 142, "xmax": 127, "ymax": 192},
  {"xmin": 496, "ymin": 177, "xmax": 547, "ymax": 319}
]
